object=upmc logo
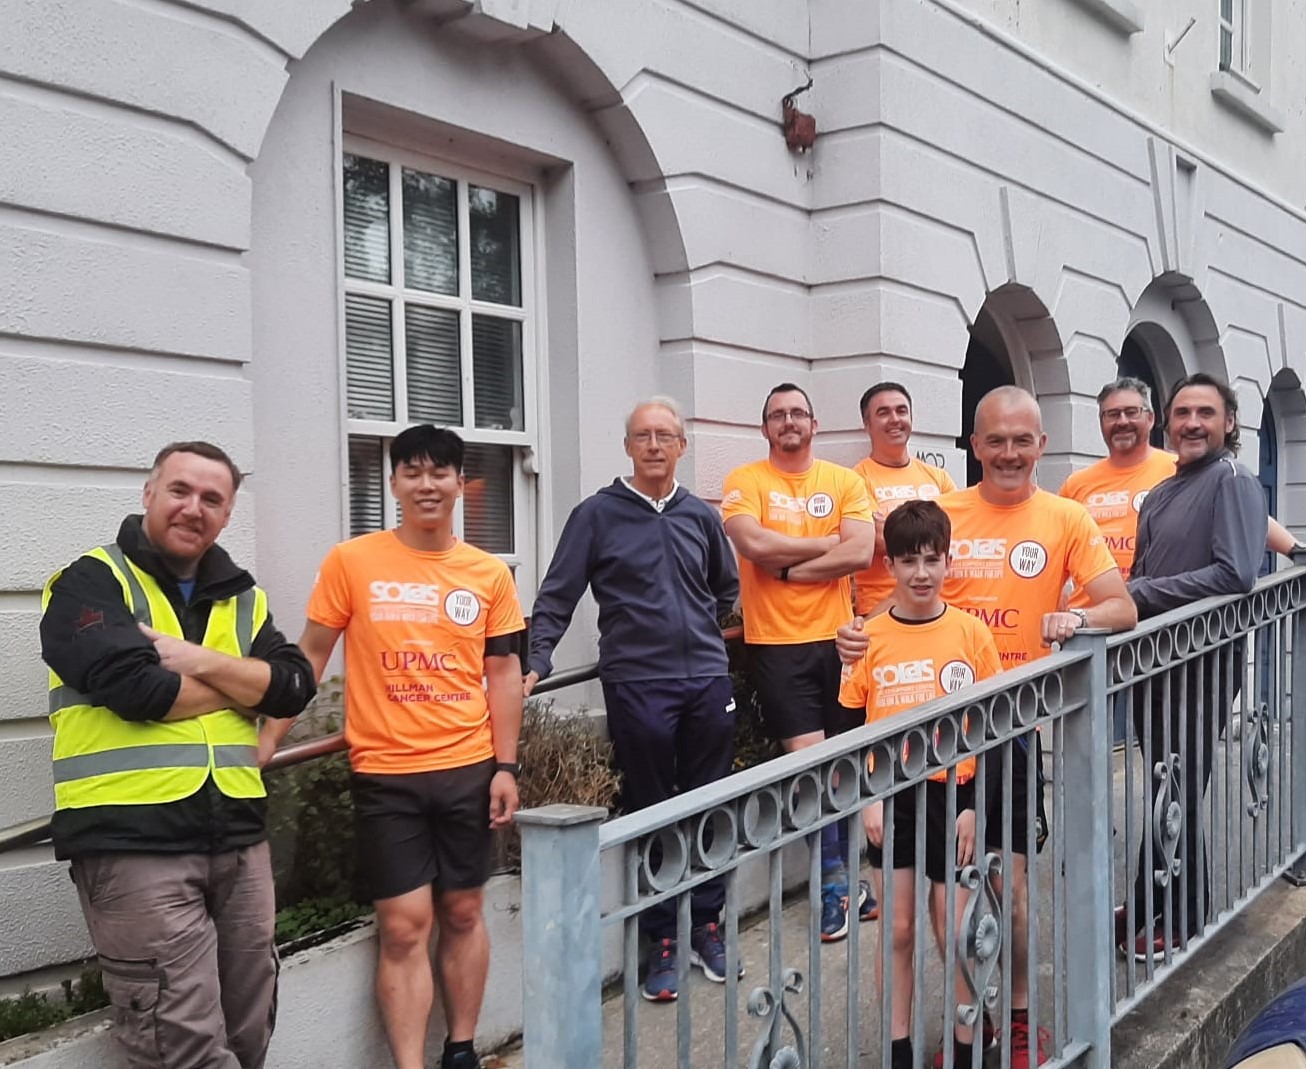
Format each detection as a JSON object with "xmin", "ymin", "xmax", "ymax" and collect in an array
[
  {"xmin": 370, "ymin": 581, "xmax": 441, "ymax": 607},
  {"xmin": 952, "ymin": 538, "xmax": 1007, "ymax": 560},
  {"xmin": 964, "ymin": 606, "xmax": 1020, "ymax": 629},
  {"xmin": 380, "ymin": 650, "xmax": 456, "ymax": 671},
  {"xmin": 872, "ymin": 659, "xmax": 934, "ymax": 687}
]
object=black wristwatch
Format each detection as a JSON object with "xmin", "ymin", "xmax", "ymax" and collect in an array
[
  {"xmin": 779, "ymin": 565, "xmax": 791, "ymax": 582},
  {"xmin": 495, "ymin": 761, "xmax": 520, "ymax": 777}
]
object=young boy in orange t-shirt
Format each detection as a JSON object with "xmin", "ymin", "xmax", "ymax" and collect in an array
[{"xmin": 839, "ymin": 501, "xmax": 1000, "ymax": 1069}]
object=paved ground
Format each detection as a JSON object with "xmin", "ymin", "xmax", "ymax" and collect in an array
[{"xmin": 494, "ymin": 715, "xmax": 1291, "ymax": 1068}]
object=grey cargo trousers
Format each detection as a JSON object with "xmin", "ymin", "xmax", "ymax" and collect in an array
[{"xmin": 71, "ymin": 842, "xmax": 279, "ymax": 1069}]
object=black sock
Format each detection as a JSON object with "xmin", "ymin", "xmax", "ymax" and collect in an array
[
  {"xmin": 444, "ymin": 1038, "xmax": 475, "ymax": 1058},
  {"xmin": 891, "ymin": 1037, "xmax": 913, "ymax": 1069},
  {"xmin": 951, "ymin": 1038, "xmax": 974, "ymax": 1067}
]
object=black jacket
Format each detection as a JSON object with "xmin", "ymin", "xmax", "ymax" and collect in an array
[
  {"xmin": 40, "ymin": 515, "xmax": 316, "ymax": 858},
  {"xmin": 528, "ymin": 480, "xmax": 739, "ymax": 683}
]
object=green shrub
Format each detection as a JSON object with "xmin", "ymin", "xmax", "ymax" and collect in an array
[{"xmin": 0, "ymin": 968, "xmax": 107, "ymax": 1043}]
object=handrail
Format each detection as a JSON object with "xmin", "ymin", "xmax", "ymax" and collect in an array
[{"xmin": 0, "ymin": 626, "xmax": 745, "ymax": 854}]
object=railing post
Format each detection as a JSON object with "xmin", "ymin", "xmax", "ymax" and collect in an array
[
  {"xmin": 516, "ymin": 803, "xmax": 608, "ymax": 1068},
  {"xmin": 1288, "ymin": 589, "xmax": 1306, "ymax": 884},
  {"xmin": 1062, "ymin": 631, "xmax": 1113, "ymax": 1066}
]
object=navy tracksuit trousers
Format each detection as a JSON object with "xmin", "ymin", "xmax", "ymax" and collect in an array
[{"xmin": 601, "ymin": 675, "xmax": 736, "ymax": 942}]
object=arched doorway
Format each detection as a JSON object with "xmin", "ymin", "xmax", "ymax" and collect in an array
[
  {"xmin": 958, "ymin": 327, "xmax": 1014, "ymax": 486},
  {"xmin": 1118, "ymin": 332, "xmax": 1167, "ymax": 448},
  {"xmin": 957, "ymin": 286, "xmax": 1061, "ymax": 487}
]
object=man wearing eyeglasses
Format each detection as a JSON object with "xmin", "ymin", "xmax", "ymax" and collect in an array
[
  {"xmin": 526, "ymin": 397, "xmax": 740, "ymax": 1003},
  {"xmin": 1060, "ymin": 376, "xmax": 1295, "ymax": 599},
  {"xmin": 1058, "ymin": 377, "xmax": 1178, "ymax": 600},
  {"xmin": 722, "ymin": 382, "xmax": 878, "ymax": 941}
]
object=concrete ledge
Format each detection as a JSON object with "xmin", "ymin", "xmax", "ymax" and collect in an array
[
  {"xmin": 1113, "ymin": 878, "xmax": 1306, "ymax": 1069},
  {"xmin": 1066, "ymin": 0, "xmax": 1144, "ymax": 35},
  {"xmin": 1210, "ymin": 71, "xmax": 1286, "ymax": 135}
]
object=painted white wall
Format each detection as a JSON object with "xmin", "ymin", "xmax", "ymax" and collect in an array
[
  {"xmin": 6, "ymin": 0, "xmax": 1306, "ymax": 998},
  {"xmin": 951, "ymin": 0, "xmax": 1306, "ymax": 204}
]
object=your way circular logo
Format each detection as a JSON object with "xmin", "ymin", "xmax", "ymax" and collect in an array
[
  {"xmin": 806, "ymin": 492, "xmax": 834, "ymax": 518},
  {"xmin": 1009, "ymin": 540, "xmax": 1048, "ymax": 578}
]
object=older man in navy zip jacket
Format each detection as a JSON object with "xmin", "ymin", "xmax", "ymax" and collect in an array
[{"xmin": 525, "ymin": 396, "xmax": 739, "ymax": 1002}]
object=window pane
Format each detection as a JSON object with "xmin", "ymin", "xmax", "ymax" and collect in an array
[
  {"xmin": 406, "ymin": 305, "xmax": 462, "ymax": 424},
  {"xmin": 1219, "ymin": 25, "xmax": 1233, "ymax": 69},
  {"xmin": 463, "ymin": 443, "xmax": 514, "ymax": 554},
  {"xmin": 348, "ymin": 435, "xmax": 385, "ymax": 537},
  {"xmin": 472, "ymin": 316, "xmax": 523, "ymax": 431},
  {"xmin": 343, "ymin": 155, "xmax": 390, "ymax": 283},
  {"xmin": 345, "ymin": 294, "xmax": 394, "ymax": 420},
  {"xmin": 1220, "ymin": 0, "xmax": 1233, "ymax": 20},
  {"xmin": 403, "ymin": 168, "xmax": 458, "ymax": 295},
  {"xmin": 469, "ymin": 186, "xmax": 521, "ymax": 306}
]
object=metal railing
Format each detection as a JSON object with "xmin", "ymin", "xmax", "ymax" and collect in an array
[
  {"xmin": 1106, "ymin": 567, "xmax": 1306, "ymax": 1018},
  {"xmin": 0, "ymin": 654, "xmax": 635, "ymax": 855},
  {"xmin": 516, "ymin": 570, "xmax": 1306, "ymax": 1069}
]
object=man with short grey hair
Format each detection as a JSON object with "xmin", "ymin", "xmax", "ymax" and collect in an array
[{"xmin": 526, "ymin": 397, "xmax": 741, "ymax": 1002}]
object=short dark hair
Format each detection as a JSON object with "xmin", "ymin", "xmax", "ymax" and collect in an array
[
  {"xmin": 859, "ymin": 381, "xmax": 913, "ymax": 420},
  {"xmin": 390, "ymin": 425, "xmax": 465, "ymax": 474},
  {"xmin": 884, "ymin": 500, "xmax": 951, "ymax": 559},
  {"xmin": 150, "ymin": 441, "xmax": 242, "ymax": 493},
  {"xmin": 1164, "ymin": 372, "xmax": 1240, "ymax": 453},
  {"xmin": 763, "ymin": 382, "xmax": 814, "ymax": 423}
]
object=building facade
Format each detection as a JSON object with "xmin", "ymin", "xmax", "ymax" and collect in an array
[{"xmin": 3, "ymin": 0, "xmax": 1306, "ymax": 985}]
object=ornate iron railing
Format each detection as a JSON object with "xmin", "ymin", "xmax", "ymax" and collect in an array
[{"xmin": 517, "ymin": 568, "xmax": 1306, "ymax": 1069}]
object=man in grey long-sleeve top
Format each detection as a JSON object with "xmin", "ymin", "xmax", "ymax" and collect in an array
[{"xmin": 1118, "ymin": 373, "xmax": 1269, "ymax": 959}]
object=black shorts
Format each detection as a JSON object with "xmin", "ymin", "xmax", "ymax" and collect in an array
[
  {"xmin": 868, "ymin": 780, "xmax": 977, "ymax": 884},
  {"xmin": 748, "ymin": 640, "xmax": 858, "ymax": 741},
  {"xmin": 983, "ymin": 734, "xmax": 1047, "ymax": 857},
  {"xmin": 351, "ymin": 758, "xmax": 496, "ymax": 901}
]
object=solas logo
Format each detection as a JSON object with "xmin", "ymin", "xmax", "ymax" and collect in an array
[
  {"xmin": 872, "ymin": 659, "xmax": 934, "ymax": 687},
  {"xmin": 952, "ymin": 538, "xmax": 1006, "ymax": 560},
  {"xmin": 1086, "ymin": 491, "xmax": 1130, "ymax": 508},
  {"xmin": 370, "ymin": 581, "xmax": 441, "ymax": 607},
  {"xmin": 874, "ymin": 484, "xmax": 942, "ymax": 502},
  {"xmin": 767, "ymin": 490, "xmax": 835, "ymax": 518}
]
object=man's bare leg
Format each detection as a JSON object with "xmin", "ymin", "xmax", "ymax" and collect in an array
[
  {"xmin": 434, "ymin": 887, "xmax": 489, "ymax": 1043},
  {"xmin": 374, "ymin": 886, "xmax": 436, "ymax": 1069}
]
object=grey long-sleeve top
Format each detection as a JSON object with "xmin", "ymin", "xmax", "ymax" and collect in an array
[{"xmin": 1127, "ymin": 448, "xmax": 1268, "ymax": 619}]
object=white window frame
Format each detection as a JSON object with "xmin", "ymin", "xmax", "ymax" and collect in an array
[
  {"xmin": 337, "ymin": 133, "xmax": 540, "ymax": 594},
  {"xmin": 1218, "ymin": 0, "xmax": 1252, "ymax": 79}
]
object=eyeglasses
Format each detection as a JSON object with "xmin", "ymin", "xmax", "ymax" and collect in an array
[
  {"xmin": 629, "ymin": 431, "xmax": 682, "ymax": 446},
  {"xmin": 765, "ymin": 408, "xmax": 813, "ymax": 424},
  {"xmin": 1101, "ymin": 406, "xmax": 1147, "ymax": 422}
]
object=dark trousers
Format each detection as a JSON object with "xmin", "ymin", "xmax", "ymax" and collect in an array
[
  {"xmin": 1130, "ymin": 651, "xmax": 1238, "ymax": 937},
  {"xmin": 603, "ymin": 675, "xmax": 736, "ymax": 941}
]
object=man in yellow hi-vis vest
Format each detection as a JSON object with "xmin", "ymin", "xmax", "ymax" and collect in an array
[{"xmin": 39, "ymin": 441, "xmax": 316, "ymax": 1069}]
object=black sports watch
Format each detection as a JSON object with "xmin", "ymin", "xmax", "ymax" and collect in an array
[{"xmin": 495, "ymin": 761, "xmax": 521, "ymax": 777}]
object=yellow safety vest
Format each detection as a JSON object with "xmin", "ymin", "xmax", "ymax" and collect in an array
[{"xmin": 42, "ymin": 543, "xmax": 268, "ymax": 811}]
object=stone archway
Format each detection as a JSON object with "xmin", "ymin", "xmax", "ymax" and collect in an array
[
  {"xmin": 1265, "ymin": 367, "xmax": 1306, "ymax": 533},
  {"xmin": 957, "ymin": 284, "xmax": 1065, "ymax": 487}
]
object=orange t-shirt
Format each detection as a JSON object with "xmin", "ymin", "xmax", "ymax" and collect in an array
[
  {"xmin": 938, "ymin": 488, "xmax": 1117, "ymax": 668},
  {"xmin": 306, "ymin": 531, "xmax": 525, "ymax": 774},
  {"xmin": 852, "ymin": 456, "xmax": 957, "ymax": 615},
  {"xmin": 721, "ymin": 459, "xmax": 874, "ymax": 644},
  {"xmin": 838, "ymin": 606, "xmax": 1000, "ymax": 783},
  {"xmin": 1058, "ymin": 449, "xmax": 1177, "ymax": 606}
]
